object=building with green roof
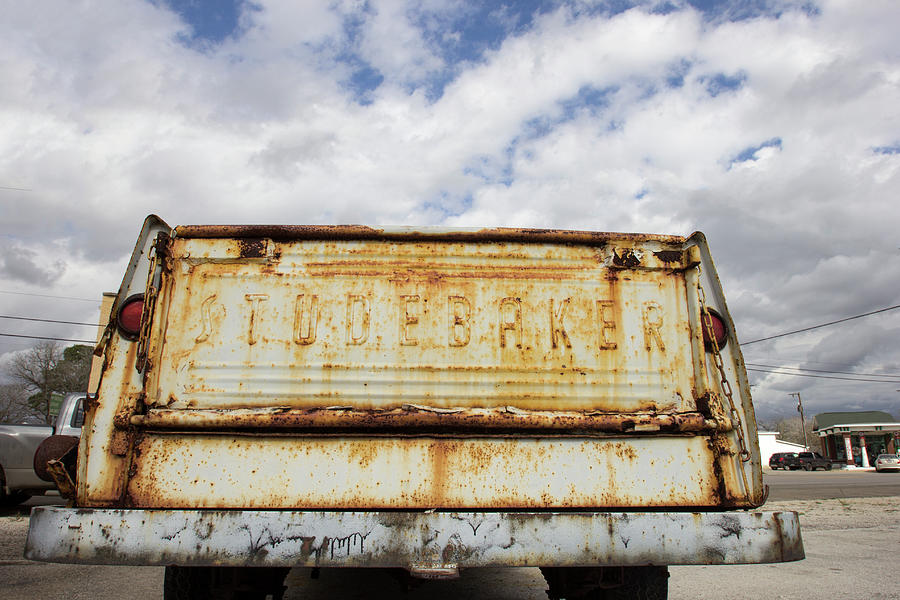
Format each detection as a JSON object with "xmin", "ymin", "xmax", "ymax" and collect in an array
[{"xmin": 813, "ymin": 411, "xmax": 899, "ymax": 468}]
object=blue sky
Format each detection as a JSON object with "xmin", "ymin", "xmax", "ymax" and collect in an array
[
  {"xmin": 1, "ymin": 0, "xmax": 899, "ymax": 420},
  {"xmin": 163, "ymin": 0, "xmax": 243, "ymax": 43},
  {"xmin": 163, "ymin": 0, "xmax": 798, "ymax": 103}
]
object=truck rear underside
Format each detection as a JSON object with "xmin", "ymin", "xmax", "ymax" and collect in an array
[{"xmin": 26, "ymin": 218, "xmax": 802, "ymax": 597}]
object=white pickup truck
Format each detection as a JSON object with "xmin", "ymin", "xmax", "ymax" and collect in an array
[
  {"xmin": 26, "ymin": 216, "xmax": 803, "ymax": 599},
  {"xmin": 0, "ymin": 392, "xmax": 83, "ymax": 505}
]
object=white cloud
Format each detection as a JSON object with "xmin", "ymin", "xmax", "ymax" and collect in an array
[{"xmin": 356, "ymin": 1, "xmax": 445, "ymax": 84}]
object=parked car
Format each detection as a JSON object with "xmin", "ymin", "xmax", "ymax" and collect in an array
[
  {"xmin": 783, "ymin": 451, "xmax": 833, "ymax": 471},
  {"xmin": 0, "ymin": 393, "xmax": 84, "ymax": 505},
  {"xmin": 874, "ymin": 454, "xmax": 900, "ymax": 472},
  {"xmin": 769, "ymin": 452, "xmax": 799, "ymax": 470}
]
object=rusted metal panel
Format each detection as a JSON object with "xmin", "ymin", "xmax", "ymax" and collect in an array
[
  {"xmin": 122, "ymin": 434, "xmax": 753, "ymax": 509},
  {"xmin": 144, "ymin": 237, "xmax": 702, "ymax": 414},
  {"xmin": 25, "ymin": 506, "xmax": 804, "ymax": 567},
  {"xmin": 78, "ymin": 335, "xmax": 142, "ymax": 504},
  {"xmin": 78, "ymin": 224, "xmax": 764, "ymax": 511},
  {"xmin": 77, "ymin": 217, "xmax": 171, "ymax": 506},
  {"xmin": 687, "ymin": 232, "xmax": 764, "ymax": 497}
]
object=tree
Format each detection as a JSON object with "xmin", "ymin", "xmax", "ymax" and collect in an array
[
  {"xmin": 767, "ymin": 416, "xmax": 816, "ymax": 447},
  {"xmin": 5, "ymin": 342, "xmax": 92, "ymax": 425},
  {"xmin": 7, "ymin": 342, "xmax": 59, "ymax": 424},
  {"xmin": 0, "ymin": 383, "xmax": 39, "ymax": 423},
  {"xmin": 52, "ymin": 344, "xmax": 93, "ymax": 394}
]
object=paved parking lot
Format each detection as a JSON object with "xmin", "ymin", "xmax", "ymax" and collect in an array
[{"xmin": 764, "ymin": 467, "xmax": 900, "ymax": 500}]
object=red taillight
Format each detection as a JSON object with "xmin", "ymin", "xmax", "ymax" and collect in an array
[
  {"xmin": 702, "ymin": 309, "xmax": 728, "ymax": 350},
  {"xmin": 117, "ymin": 294, "xmax": 144, "ymax": 339}
]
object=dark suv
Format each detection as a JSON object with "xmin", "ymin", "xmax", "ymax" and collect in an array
[
  {"xmin": 783, "ymin": 451, "xmax": 833, "ymax": 471},
  {"xmin": 769, "ymin": 452, "xmax": 798, "ymax": 470}
]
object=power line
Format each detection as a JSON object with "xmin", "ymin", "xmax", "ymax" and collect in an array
[
  {"xmin": 0, "ymin": 185, "xmax": 32, "ymax": 192},
  {"xmin": 743, "ymin": 353, "xmax": 891, "ymax": 370},
  {"xmin": 747, "ymin": 367, "xmax": 900, "ymax": 383},
  {"xmin": 0, "ymin": 290, "xmax": 98, "ymax": 303},
  {"xmin": 0, "ymin": 315, "xmax": 101, "ymax": 327},
  {"xmin": 741, "ymin": 304, "xmax": 900, "ymax": 346},
  {"xmin": 745, "ymin": 362, "xmax": 900, "ymax": 379},
  {"xmin": 0, "ymin": 333, "xmax": 96, "ymax": 344}
]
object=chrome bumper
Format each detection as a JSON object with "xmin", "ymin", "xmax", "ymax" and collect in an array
[{"xmin": 25, "ymin": 507, "xmax": 803, "ymax": 568}]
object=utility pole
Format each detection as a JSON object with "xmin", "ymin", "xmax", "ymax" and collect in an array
[{"xmin": 790, "ymin": 393, "xmax": 809, "ymax": 450}]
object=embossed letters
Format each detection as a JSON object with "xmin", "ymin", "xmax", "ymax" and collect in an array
[
  {"xmin": 194, "ymin": 294, "xmax": 217, "ymax": 344},
  {"xmin": 447, "ymin": 296, "xmax": 471, "ymax": 347},
  {"xmin": 346, "ymin": 295, "xmax": 370, "ymax": 345},
  {"xmin": 642, "ymin": 301, "xmax": 665, "ymax": 352},
  {"xmin": 596, "ymin": 300, "xmax": 617, "ymax": 350},
  {"xmin": 200, "ymin": 291, "xmax": 664, "ymax": 354},
  {"xmin": 499, "ymin": 297, "xmax": 523, "ymax": 349},
  {"xmin": 399, "ymin": 295, "xmax": 420, "ymax": 346},
  {"xmin": 549, "ymin": 298, "xmax": 572, "ymax": 349},
  {"xmin": 293, "ymin": 294, "xmax": 319, "ymax": 345},
  {"xmin": 245, "ymin": 294, "xmax": 268, "ymax": 345}
]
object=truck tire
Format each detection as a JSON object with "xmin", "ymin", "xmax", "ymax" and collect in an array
[
  {"xmin": 0, "ymin": 490, "xmax": 31, "ymax": 507},
  {"xmin": 541, "ymin": 566, "xmax": 668, "ymax": 600},
  {"xmin": 600, "ymin": 567, "xmax": 668, "ymax": 600},
  {"xmin": 803, "ymin": 463, "xmax": 812, "ymax": 471},
  {"xmin": 825, "ymin": 463, "xmax": 833, "ymax": 471},
  {"xmin": 163, "ymin": 566, "xmax": 290, "ymax": 600}
]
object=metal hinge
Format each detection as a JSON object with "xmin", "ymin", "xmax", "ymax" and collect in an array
[{"xmin": 136, "ymin": 232, "xmax": 171, "ymax": 372}]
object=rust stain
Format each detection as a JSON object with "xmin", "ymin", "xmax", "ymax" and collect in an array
[
  {"xmin": 706, "ymin": 434, "xmax": 737, "ymax": 506},
  {"xmin": 694, "ymin": 392, "xmax": 714, "ymax": 419},
  {"xmin": 653, "ymin": 250, "xmax": 683, "ymax": 264},
  {"xmin": 238, "ymin": 238, "xmax": 267, "ymax": 258},
  {"xmin": 611, "ymin": 249, "xmax": 641, "ymax": 268}
]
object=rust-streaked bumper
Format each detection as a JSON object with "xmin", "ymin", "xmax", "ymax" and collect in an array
[{"xmin": 25, "ymin": 507, "xmax": 803, "ymax": 568}]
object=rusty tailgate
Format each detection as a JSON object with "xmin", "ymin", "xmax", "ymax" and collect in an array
[{"xmin": 82, "ymin": 226, "xmax": 762, "ymax": 510}]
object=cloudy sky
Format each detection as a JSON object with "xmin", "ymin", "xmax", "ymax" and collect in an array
[{"xmin": 1, "ymin": 0, "xmax": 898, "ymax": 422}]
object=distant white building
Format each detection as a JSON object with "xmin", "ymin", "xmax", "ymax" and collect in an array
[{"xmin": 757, "ymin": 431, "xmax": 806, "ymax": 465}]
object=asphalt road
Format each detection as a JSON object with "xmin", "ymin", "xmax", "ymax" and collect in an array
[{"xmin": 763, "ymin": 467, "xmax": 900, "ymax": 501}]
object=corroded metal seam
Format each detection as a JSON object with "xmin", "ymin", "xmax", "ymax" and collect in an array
[
  {"xmin": 174, "ymin": 225, "xmax": 687, "ymax": 245},
  {"xmin": 129, "ymin": 408, "xmax": 732, "ymax": 433}
]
